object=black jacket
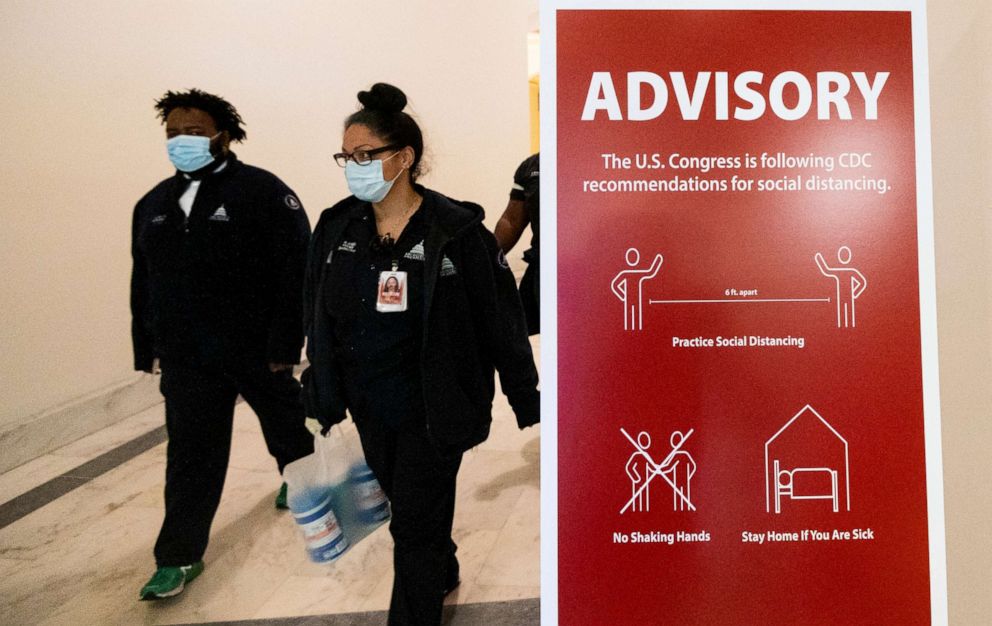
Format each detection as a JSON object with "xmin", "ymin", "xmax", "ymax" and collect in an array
[
  {"xmin": 131, "ymin": 155, "xmax": 310, "ymax": 371},
  {"xmin": 301, "ymin": 187, "xmax": 539, "ymax": 455}
]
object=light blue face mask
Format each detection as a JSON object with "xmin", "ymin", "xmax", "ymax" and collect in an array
[
  {"xmin": 345, "ymin": 152, "xmax": 403, "ymax": 203},
  {"xmin": 167, "ymin": 134, "xmax": 217, "ymax": 172}
]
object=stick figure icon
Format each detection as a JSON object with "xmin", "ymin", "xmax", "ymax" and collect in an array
[
  {"xmin": 814, "ymin": 246, "xmax": 867, "ymax": 328},
  {"xmin": 625, "ymin": 431, "xmax": 655, "ymax": 512},
  {"xmin": 611, "ymin": 248, "xmax": 663, "ymax": 331},
  {"xmin": 661, "ymin": 431, "xmax": 696, "ymax": 511},
  {"xmin": 620, "ymin": 427, "xmax": 696, "ymax": 514}
]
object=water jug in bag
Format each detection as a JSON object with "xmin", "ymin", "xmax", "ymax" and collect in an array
[
  {"xmin": 348, "ymin": 461, "xmax": 390, "ymax": 524},
  {"xmin": 290, "ymin": 487, "xmax": 349, "ymax": 563}
]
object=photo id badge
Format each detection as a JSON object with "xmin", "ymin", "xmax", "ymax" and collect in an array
[{"xmin": 377, "ymin": 270, "xmax": 408, "ymax": 312}]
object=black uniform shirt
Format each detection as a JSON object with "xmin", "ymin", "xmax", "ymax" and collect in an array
[
  {"xmin": 323, "ymin": 203, "xmax": 428, "ymax": 427},
  {"xmin": 509, "ymin": 153, "xmax": 540, "ymax": 262}
]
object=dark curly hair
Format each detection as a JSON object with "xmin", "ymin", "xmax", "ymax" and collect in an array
[
  {"xmin": 345, "ymin": 83, "xmax": 424, "ymax": 181},
  {"xmin": 154, "ymin": 88, "xmax": 247, "ymax": 143}
]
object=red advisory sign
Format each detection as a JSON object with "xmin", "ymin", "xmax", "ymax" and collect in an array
[{"xmin": 544, "ymin": 3, "xmax": 945, "ymax": 624}]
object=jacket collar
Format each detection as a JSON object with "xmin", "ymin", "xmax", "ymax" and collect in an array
[
  {"xmin": 174, "ymin": 152, "xmax": 242, "ymax": 182},
  {"xmin": 338, "ymin": 184, "xmax": 485, "ymax": 241},
  {"xmin": 416, "ymin": 185, "xmax": 484, "ymax": 241}
]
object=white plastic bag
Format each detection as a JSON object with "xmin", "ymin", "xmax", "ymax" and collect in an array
[{"xmin": 284, "ymin": 428, "xmax": 390, "ymax": 563}]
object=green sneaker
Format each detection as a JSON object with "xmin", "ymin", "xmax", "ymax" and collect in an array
[
  {"xmin": 138, "ymin": 561, "xmax": 204, "ymax": 600},
  {"xmin": 275, "ymin": 482, "xmax": 289, "ymax": 510}
]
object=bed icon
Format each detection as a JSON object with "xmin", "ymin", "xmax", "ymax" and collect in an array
[{"xmin": 765, "ymin": 405, "xmax": 850, "ymax": 514}]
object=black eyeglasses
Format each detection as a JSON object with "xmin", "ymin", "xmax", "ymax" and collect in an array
[{"xmin": 333, "ymin": 145, "xmax": 400, "ymax": 167}]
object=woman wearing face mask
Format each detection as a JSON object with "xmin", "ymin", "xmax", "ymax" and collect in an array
[{"xmin": 301, "ymin": 83, "xmax": 540, "ymax": 625}]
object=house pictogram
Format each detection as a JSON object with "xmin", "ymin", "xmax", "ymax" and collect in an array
[{"xmin": 765, "ymin": 405, "xmax": 850, "ymax": 514}]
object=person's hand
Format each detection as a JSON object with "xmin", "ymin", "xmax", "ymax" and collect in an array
[
  {"xmin": 144, "ymin": 358, "xmax": 161, "ymax": 375},
  {"xmin": 268, "ymin": 362, "xmax": 294, "ymax": 373}
]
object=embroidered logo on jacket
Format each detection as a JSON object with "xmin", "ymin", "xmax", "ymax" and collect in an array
[
  {"xmin": 440, "ymin": 255, "xmax": 457, "ymax": 277},
  {"xmin": 404, "ymin": 241, "xmax": 425, "ymax": 262},
  {"xmin": 151, "ymin": 215, "xmax": 167, "ymax": 225},
  {"xmin": 208, "ymin": 205, "xmax": 230, "ymax": 222},
  {"xmin": 337, "ymin": 241, "xmax": 357, "ymax": 253}
]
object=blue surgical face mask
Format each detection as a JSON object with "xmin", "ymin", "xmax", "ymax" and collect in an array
[
  {"xmin": 167, "ymin": 134, "xmax": 217, "ymax": 172},
  {"xmin": 345, "ymin": 152, "xmax": 403, "ymax": 203}
]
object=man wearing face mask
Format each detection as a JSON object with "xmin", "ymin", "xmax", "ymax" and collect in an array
[{"xmin": 130, "ymin": 89, "xmax": 314, "ymax": 600}]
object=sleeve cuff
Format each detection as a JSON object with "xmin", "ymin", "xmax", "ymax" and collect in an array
[
  {"xmin": 134, "ymin": 355, "xmax": 154, "ymax": 372},
  {"xmin": 510, "ymin": 390, "xmax": 541, "ymax": 429}
]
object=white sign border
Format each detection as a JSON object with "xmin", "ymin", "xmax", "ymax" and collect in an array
[{"xmin": 538, "ymin": 1, "xmax": 946, "ymax": 624}]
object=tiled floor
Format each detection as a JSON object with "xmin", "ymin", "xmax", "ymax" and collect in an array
[{"xmin": 0, "ymin": 339, "xmax": 541, "ymax": 625}]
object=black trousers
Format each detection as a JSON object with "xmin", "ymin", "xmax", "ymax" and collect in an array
[
  {"xmin": 354, "ymin": 416, "xmax": 463, "ymax": 626},
  {"xmin": 154, "ymin": 360, "xmax": 314, "ymax": 566}
]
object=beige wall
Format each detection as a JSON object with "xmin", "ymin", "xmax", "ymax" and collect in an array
[
  {"xmin": 928, "ymin": 1, "xmax": 992, "ymax": 623},
  {"xmin": 0, "ymin": 0, "xmax": 533, "ymax": 429},
  {"xmin": 0, "ymin": 0, "xmax": 988, "ymax": 622}
]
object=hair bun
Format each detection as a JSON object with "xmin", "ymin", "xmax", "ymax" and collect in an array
[{"xmin": 357, "ymin": 83, "xmax": 407, "ymax": 114}]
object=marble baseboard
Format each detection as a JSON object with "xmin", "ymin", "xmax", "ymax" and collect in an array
[{"xmin": 0, "ymin": 374, "xmax": 162, "ymax": 474}]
